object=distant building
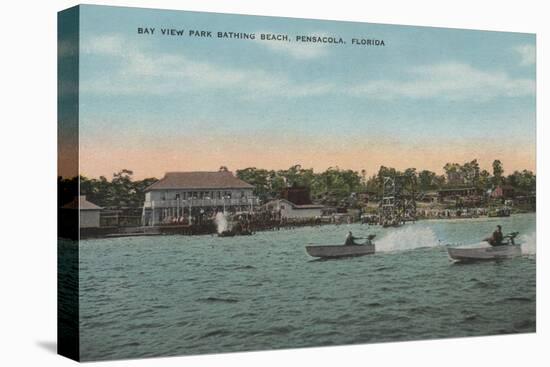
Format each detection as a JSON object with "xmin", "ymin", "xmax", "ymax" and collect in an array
[
  {"xmin": 142, "ymin": 171, "xmax": 258, "ymax": 226},
  {"xmin": 62, "ymin": 195, "xmax": 102, "ymax": 228},
  {"xmin": 491, "ymin": 185, "xmax": 515, "ymax": 199},
  {"xmin": 263, "ymin": 186, "xmax": 324, "ymax": 219},
  {"xmin": 264, "ymin": 199, "xmax": 324, "ymax": 219}
]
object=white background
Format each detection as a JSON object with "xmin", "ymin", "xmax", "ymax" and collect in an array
[{"xmin": 0, "ymin": 0, "xmax": 547, "ymax": 366}]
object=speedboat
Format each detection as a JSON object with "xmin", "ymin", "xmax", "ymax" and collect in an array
[
  {"xmin": 306, "ymin": 235, "xmax": 376, "ymax": 259},
  {"xmin": 447, "ymin": 232, "xmax": 521, "ymax": 262}
]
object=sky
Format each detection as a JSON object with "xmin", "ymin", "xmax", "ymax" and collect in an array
[{"xmin": 65, "ymin": 5, "xmax": 536, "ymax": 179}]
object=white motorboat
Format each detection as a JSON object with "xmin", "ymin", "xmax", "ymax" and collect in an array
[{"xmin": 447, "ymin": 232, "xmax": 521, "ymax": 262}]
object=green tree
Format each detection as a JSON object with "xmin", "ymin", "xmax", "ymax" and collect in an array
[
  {"xmin": 506, "ymin": 170, "xmax": 536, "ymax": 192},
  {"xmin": 433, "ymin": 174, "xmax": 446, "ymax": 188},
  {"xmin": 365, "ymin": 174, "xmax": 380, "ymax": 194},
  {"xmin": 79, "ymin": 170, "xmax": 157, "ymax": 208},
  {"xmin": 443, "ymin": 162, "xmax": 462, "ymax": 185},
  {"xmin": 418, "ymin": 170, "xmax": 437, "ymax": 190},
  {"xmin": 461, "ymin": 159, "xmax": 480, "ymax": 186},
  {"xmin": 479, "ymin": 169, "xmax": 491, "ymax": 190},
  {"xmin": 236, "ymin": 167, "xmax": 272, "ymax": 202},
  {"xmin": 492, "ymin": 160, "xmax": 504, "ymax": 185}
]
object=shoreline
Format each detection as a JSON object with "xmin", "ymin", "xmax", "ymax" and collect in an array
[{"xmin": 78, "ymin": 211, "xmax": 536, "ymax": 240}]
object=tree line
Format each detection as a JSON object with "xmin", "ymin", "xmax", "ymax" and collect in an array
[
  {"xmin": 236, "ymin": 159, "xmax": 536, "ymax": 205},
  {"xmin": 58, "ymin": 169, "xmax": 157, "ymax": 209},
  {"xmin": 58, "ymin": 160, "xmax": 535, "ymax": 209}
]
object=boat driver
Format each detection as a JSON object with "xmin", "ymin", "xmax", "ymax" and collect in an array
[
  {"xmin": 489, "ymin": 225, "xmax": 504, "ymax": 246},
  {"xmin": 345, "ymin": 231, "xmax": 361, "ymax": 246}
]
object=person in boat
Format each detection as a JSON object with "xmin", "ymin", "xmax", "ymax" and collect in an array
[
  {"xmin": 345, "ymin": 231, "xmax": 363, "ymax": 246},
  {"xmin": 487, "ymin": 225, "xmax": 504, "ymax": 246}
]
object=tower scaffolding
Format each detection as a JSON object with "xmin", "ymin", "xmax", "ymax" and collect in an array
[{"xmin": 379, "ymin": 175, "xmax": 417, "ymax": 226}]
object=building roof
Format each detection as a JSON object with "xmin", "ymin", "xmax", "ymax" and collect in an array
[
  {"xmin": 281, "ymin": 186, "xmax": 312, "ymax": 205},
  {"xmin": 62, "ymin": 196, "xmax": 102, "ymax": 210},
  {"xmin": 145, "ymin": 171, "xmax": 254, "ymax": 191}
]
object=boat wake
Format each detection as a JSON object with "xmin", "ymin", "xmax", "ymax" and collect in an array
[
  {"xmin": 520, "ymin": 231, "xmax": 536, "ymax": 256},
  {"xmin": 377, "ymin": 226, "xmax": 440, "ymax": 253}
]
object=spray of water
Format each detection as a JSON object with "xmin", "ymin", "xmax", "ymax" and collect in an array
[
  {"xmin": 215, "ymin": 212, "xmax": 229, "ymax": 234},
  {"xmin": 520, "ymin": 231, "xmax": 536, "ymax": 256},
  {"xmin": 376, "ymin": 225, "xmax": 440, "ymax": 253}
]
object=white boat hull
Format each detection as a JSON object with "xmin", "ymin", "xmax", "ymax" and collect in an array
[
  {"xmin": 306, "ymin": 244, "xmax": 375, "ymax": 258},
  {"xmin": 447, "ymin": 245, "xmax": 521, "ymax": 262}
]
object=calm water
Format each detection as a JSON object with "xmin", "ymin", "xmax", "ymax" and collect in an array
[{"xmin": 77, "ymin": 213, "xmax": 536, "ymax": 361}]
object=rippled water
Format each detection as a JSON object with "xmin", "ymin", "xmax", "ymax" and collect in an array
[{"xmin": 76, "ymin": 213, "xmax": 536, "ymax": 361}]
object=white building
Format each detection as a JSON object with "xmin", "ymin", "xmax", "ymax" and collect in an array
[
  {"xmin": 265, "ymin": 199, "xmax": 324, "ymax": 219},
  {"xmin": 62, "ymin": 195, "xmax": 102, "ymax": 228},
  {"xmin": 142, "ymin": 171, "xmax": 259, "ymax": 226}
]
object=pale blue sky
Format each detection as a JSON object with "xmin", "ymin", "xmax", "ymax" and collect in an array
[{"xmin": 74, "ymin": 5, "xmax": 536, "ymax": 178}]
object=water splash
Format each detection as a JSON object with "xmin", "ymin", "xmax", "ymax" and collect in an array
[
  {"xmin": 214, "ymin": 212, "xmax": 229, "ymax": 234},
  {"xmin": 520, "ymin": 231, "xmax": 536, "ymax": 256},
  {"xmin": 376, "ymin": 225, "xmax": 440, "ymax": 253}
]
